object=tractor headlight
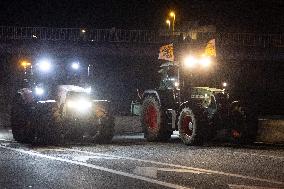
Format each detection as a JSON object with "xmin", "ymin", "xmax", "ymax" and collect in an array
[
  {"xmin": 199, "ymin": 56, "xmax": 211, "ymax": 68},
  {"xmin": 71, "ymin": 62, "xmax": 80, "ymax": 70},
  {"xmin": 34, "ymin": 87, "xmax": 44, "ymax": 96},
  {"xmin": 38, "ymin": 58, "xmax": 52, "ymax": 72},
  {"xmin": 85, "ymin": 87, "xmax": 91, "ymax": 94},
  {"xmin": 67, "ymin": 98, "xmax": 92, "ymax": 113},
  {"xmin": 184, "ymin": 56, "xmax": 198, "ymax": 68}
]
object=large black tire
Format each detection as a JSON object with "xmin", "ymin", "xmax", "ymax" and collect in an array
[
  {"xmin": 93, "ymin": 116, "xmax": 115, "ymax": 143},
  {"xmin": 230, "ymin": 103, "xmax": 258, "ymax": 145},
  {"xmin": 10, "ymin": 97, "xmax": 35, "ymax": 144},
  {"xmin": 35, "ymin": 106, "xmax": 62, "ymax": 145},
  {"xmin": 141, "ymin": 96, "xmax": 171, "ymax": 142},
  {"xmin": 177, "ymin": 106, "xmax": 207, "ymax": 145}
]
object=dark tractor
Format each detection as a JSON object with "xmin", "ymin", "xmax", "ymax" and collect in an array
[
  {"xmin": 11, "ymin": 58, "xmax": 114, "ymax": 144},
  {"xmin": 139, "ymin": 61, "xmax": 257, "ymax": 145}
]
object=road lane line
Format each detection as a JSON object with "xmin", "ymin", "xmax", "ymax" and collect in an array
[
  {"xmin": 0, "ymin": 145, "xmax": 191, "ymax": 189},
  {"xmin": 230, "ymin": 151, "xmax": 284, "ymax": 160},
  {"xmin": 65, "ymin": 149, "xmax": 284, "ymax": 185},
  {"xmin": 229, "ymin": 184, "xmax": 279, "ymax": 189}
]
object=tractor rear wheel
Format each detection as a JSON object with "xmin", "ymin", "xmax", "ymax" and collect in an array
[
  {"xmin": 178, "ymin": 107, "xmax": 206, "ymax": 145},
  {"xmin": 141, "ymin": 96, "xmax": 171, "ymax": 141}
]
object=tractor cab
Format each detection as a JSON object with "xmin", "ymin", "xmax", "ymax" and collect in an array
[
  {"xmin": 22, "ymin": 58, "xmax": 94, "ymax": 101},
  {"xmin": 158, "ymin": 62, "xmax": 179, "ymax": 91}
]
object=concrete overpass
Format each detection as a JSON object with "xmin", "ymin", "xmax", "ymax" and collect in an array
[{"xmin": 0, "ymin": 26, "xmax": 283, "ymax": 61}]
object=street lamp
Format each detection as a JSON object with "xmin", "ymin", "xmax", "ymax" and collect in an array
[
  {"xmin": 169, "ymin": 11, "xmax": 175, "ymax": 32},
  {"xmin": 166, "ymin": 19, "xmax": 171, "ymax": 30}
]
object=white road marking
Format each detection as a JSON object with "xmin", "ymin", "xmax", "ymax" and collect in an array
[
  {"xmin": 230, "ymin": 151, "xmax": 284, "ymax": 160},
  {"xmin": 0, "ymin": 145, "xmax": 191, "ymax": 189},
  {"xmin": 73, "ymin": 155, "xmax": 119, "ymax": 162},
  {"xmin": 65, "ymin": 149, "xmax": 284, "ymax": 185},
  {"xmin": 133, "ymin": 166, "xmax": 211, "ymax": 178},
  {"xmin": 229, "ymin": 184, "xmax": 279, "ymax": 189}
]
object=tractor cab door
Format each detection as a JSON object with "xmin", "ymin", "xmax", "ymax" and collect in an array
[{"xmin": 207, "ymin": 95, "xmax": 217, "ymax": 118}]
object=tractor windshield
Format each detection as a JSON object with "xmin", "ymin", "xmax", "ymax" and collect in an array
[
  {"xmin": 25, "ymin": 60, "xmax": 94, "ymax": 100},
  {"xmin": 158, "ymin": 63, "xmax": 179, "ymax": 90}
]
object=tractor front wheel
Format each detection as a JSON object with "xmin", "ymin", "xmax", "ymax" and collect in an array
[
  {"xmin": 10, "ymin": 98, "xmax": 35, "ymax": 144},
  {"xmin": 178, "ymin": 107, "xmax": 206, "ymax": 145}
]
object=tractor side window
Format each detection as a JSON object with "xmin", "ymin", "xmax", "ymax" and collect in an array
[
  {"xmin": 168, "ymin": 67, "xmax": 177, "ymax": 78},
  {"xmin": 208, "ymin": 95, "xmax": 217, "ymax": 109}
]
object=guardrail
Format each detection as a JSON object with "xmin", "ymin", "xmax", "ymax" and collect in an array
[{"xmin": 0, "ymin": 26, "xmax": 283, "ymax": 48}]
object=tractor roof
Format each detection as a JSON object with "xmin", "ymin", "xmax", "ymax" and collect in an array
[{"xmin": 192, "ymin": 87, "xmax": 224, "ymax": 93}]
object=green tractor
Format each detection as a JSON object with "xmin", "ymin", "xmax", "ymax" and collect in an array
[
  {"xmin": 11, "ymin": 57, "xmax": 114, "ymax": 144},
  {"xmin": 138, "ymin": 59, "xmax": 257, "ymax": 145}
]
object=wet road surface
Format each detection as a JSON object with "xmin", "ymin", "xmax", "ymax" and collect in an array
[{"xmin": 0, "ymin": 128, "xmax": 283, "ymax": 189}]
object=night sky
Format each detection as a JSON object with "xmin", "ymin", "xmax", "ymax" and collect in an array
[{"xmin": 0, "ymin": 0, "xmax": 283, "ymax": 32}]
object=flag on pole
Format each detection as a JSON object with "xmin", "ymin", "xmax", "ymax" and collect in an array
[
  {"xmin": 204, "ymin": 39, "xmax": 216, "ymax": 57},
  {"xmin": 158, "ymin": 44, "xmax": 174, "ymax": 61}
]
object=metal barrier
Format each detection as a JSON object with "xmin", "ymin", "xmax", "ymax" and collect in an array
[{"xmin": 0, "ymin": 26, "xmax": 283, "ymax": 48}]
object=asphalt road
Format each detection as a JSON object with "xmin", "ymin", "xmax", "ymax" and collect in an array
[{"xmin": 0, "ymin": 128, "xmax": 283, "ymax": 189}]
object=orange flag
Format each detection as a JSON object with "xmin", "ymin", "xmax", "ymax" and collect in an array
[{"xmin": 158, "ymin": 44, "xmax": 174, "ymax": 61}]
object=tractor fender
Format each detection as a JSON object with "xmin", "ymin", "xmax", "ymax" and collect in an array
[
  {"xmin": 178, "ymin": 100, "xmax": 208, "ymax": 122},
  {"xmin": 17, "ymin": 88, "xmax": 35, "ymax": 105},
  {"xmin": 179, "ymin": 101, "xmax": 203, "ymax": 113},
  {"xmin": 142, "ymin": 90, "xmax": 161, "ymax": 105},
  {"xmin": 230, "ymin": 101, "xmax": 240, "ymax": 109},
  {"xmin": 179, "ymin": 101, "xmax": 190, "ymax": 113}
]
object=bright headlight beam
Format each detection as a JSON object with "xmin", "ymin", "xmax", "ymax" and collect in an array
[
  {"xmin": 38, "ymin": 59, "xmax": 52, "ymax": 72},
  {"xmin": 85, "ymin": 87, "xmax": 91, "ymax": 93},
  {"xmin": 200, "ymin": 57, "xmax": 211, "ymax": 67},
  {"xmin": 184, "ymin": 56, "xmax": 197, "ymax": 68},
  {"xmin": 174, "ymin": 82, "xmax": 179, "ymax": 87},
  {"xmin": 35, "ymin": 87, "xmax": 44, "ymax": 96},
  {"xmin": 71, "ymin": 62, "xmax": 80, "ymax": 70},
  {"xmin": 67, "ymin": 98, "xmax": 92, "ymax": 112}
]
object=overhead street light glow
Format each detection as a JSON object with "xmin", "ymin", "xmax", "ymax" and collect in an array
[
  {"xmin": 169, "ymin": 11, "xmax": 176, "ymax": 32},
  {"xmin": 166, "ymin": 19, "xmax": 171, "ymax": 30}
]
